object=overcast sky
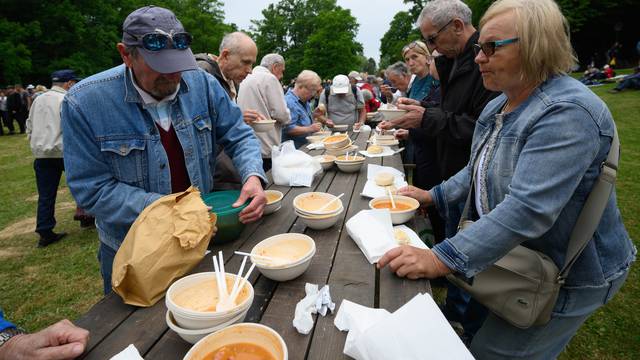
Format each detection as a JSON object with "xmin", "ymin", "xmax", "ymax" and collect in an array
[{"xmin": 223, "ymin": 0, "xmax": 413, "ymax": 63}]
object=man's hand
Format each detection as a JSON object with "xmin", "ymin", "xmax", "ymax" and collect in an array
[
  {"xmin": 376, "ymin": 247, "xmax": 451, "ymax": 280},
  {"xmin": 397, "ymin": 97, "xmax": 421, "ymax": 106},
  {"xmin": 394, "ymin": 104, "xmax": 425, "ymax": 129},
  {"xmin": 234, "ymin": 176, "xmax": 266, "ymax": 224},
  {"xmin": 395, "ymin": 128, "xmax": 409, "ymax": 140},
  {"xmin": 378, "ymin": 120, "xmax": 394, "ymax": 130},
  {"xmin": 397, "ymin": 185, "xmax": 433, "ymax": 206},
  {"xmin": 353, "ymin": 122, "xmax": 363, "ymax": 130},
  {"xmin": 0, "ymin": 320, "xmax": 89, "ymax": 360},
  {"xmin": 308, "ymin": 122, "xmax": 322, "ymax": 133},
  {"xmin": 324, "ymin": 119, "xmax": 335, "ymax": 128},
  {"xmin": 243, "ymin": 109, "xmax": 266, "ymax": 125},
  {"xmin": 380, "ymin": 84, "xmax": 394, "ymax": 101}
]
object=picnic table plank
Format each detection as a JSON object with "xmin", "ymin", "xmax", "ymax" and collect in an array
[{"xmin": 74, "ymin": 294, "xmax": 136, "ymax": 354}]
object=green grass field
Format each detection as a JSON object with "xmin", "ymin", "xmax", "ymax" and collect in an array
[{"xmin": 0, "ymin": 80, "xmax": 638, "ymax": 358}]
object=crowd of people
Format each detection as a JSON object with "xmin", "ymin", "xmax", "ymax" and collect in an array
[{"xmin": 0, "ymin": 0, "xmax": 636, "ymax": 359}]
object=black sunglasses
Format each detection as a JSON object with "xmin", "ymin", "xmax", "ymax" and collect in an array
[
  {"xmin": 473, "ymin": 38, "xmax": 519, "ymax": 57},
  {"xmin": 126, "ymin": 30, "xmax": 192, "ymax": 51},
  {"xmin": 425, "ymin": 19, "xmax": 454, "ymax": 47}
]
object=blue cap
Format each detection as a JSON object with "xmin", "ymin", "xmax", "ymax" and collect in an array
[
  {"xmin": 51, "ymin": 69, "xmax": 80, "ymax": 82},
  {"xmin": 122, "ymin": 6, "xmax": 197, "ymax": 74}
]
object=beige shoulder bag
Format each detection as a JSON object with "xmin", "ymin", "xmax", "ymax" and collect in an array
[{"xmin": 446, "ymin": 124, "xmax": 619, "ymax": 329}]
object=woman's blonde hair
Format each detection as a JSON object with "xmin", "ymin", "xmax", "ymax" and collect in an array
[
  {"xmin": 402, "ymin": 40, "xmax": 430, "ymax": 58},
  {"xmin": 480, "ymin": 0, "xmax": 577, "ymax": 85}
]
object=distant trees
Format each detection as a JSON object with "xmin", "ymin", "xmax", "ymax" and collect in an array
[
  {"xmin": 251, "ymin": 0, "xmax": 363, "ymax": 81},
  {"xmin": 0, "ymin": 0, "xmax": 234, "ymax": 85}
]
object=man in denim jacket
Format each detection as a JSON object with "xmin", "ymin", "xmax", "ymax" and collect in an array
[{"xmin": 61, "ymin": 6, "xmax": 266, "ymax": 294}]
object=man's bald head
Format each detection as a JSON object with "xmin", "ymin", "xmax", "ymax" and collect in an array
[{"xmin": 218, "ymin": 32, "xmax": 258, "ymax": 83}]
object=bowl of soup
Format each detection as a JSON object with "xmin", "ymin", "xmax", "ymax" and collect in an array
[
  {"xmin": 293, "ymin": 192, "xmax": 343, "ymax": 217},
  {"xmin": 166, "ymin": 309, "xmax": 245, "ymax": 344},
  {"xmin": 325, "ymin": 144, "xmax": 358, "ymax": 157},
  {"xmin": 263, "ymin": 190, "xmax": 283, "ymax": 215},
  {"xmin": 334, "ymin": 155, "xmax": 365, "ymax": 173},
  {"xmin": 166, "ymin": 272, "xmax": 254, "ymax": 330},
  {"xmin": 250, "ymin": 233, "xmax": 316, "ymax": 281},
  {"xmin": 252, "ymin": 119, "xmax": 277, "ymax": 133},
  {"xmin": 183, "ymin": 323, "xmax": 287, "ymax": 360},
  {"xmin": 368, "ymin": 195, "xmax": 420, "ymax": 224},
  {"xmin": 314, "ymin": 154, "xmax": 336, "ymax": 170},
  {"xmin": 296, "ymin": 206, "xmax": 344, "ymax": 230},
  {"xmin": 321, "ymin": 134, "xmax": 350, "ymax": 150}
]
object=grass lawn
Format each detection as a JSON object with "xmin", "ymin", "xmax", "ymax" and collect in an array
[{"xmin": 0, "ymin": 79, "xmax": 638, "ymax": 358}]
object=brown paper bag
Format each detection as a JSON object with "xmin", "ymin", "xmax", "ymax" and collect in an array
[{"xmin": 112, "ymin": 186, "xmax": 217, "ymax": 307}]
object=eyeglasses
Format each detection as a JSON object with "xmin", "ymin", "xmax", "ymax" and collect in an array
[
  {"xmin": 126, "ymin": 30, "xmax": 192, "ymax": 51},
  {"xmin": 473, "ymin": 38, "xmax": 519, "ymax": 57},
  {"xmin": 424, "ymin": 19, "xmax": 454, "ymax": 47}
]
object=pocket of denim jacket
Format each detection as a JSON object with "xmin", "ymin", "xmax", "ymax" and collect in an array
[
  {"xmin": 100, "ymin": 138, "xmax": 147, "ymax": 185},
  {"xmin": 494, "ymin": 136, "xmax": 519, "ymax": 177},
  {"xmin": 193, "ymin": 115, "xmax": 213, "ymax": 155}
]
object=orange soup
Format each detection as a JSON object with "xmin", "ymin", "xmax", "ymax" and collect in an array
[
  {"xmin": 266, "ymin": 192, "xmax": 281, "ymax": 204},
  {"xmin": 203, "ymin": 343, "xmax": 275, "ymax": 360},
  {"xmin": 372, "ymin": 201, "xmax": 413, "ymax": 211},
  {"xmin": 323, "ymin": 135, "xmax": 347, "ymax": 143}
]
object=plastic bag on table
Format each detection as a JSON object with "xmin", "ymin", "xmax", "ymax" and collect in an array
[{"xmin": 271, "ymin": 140, "xmax": 322, "ymax": 187}]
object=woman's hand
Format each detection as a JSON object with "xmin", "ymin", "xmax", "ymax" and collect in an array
[
  {"xmin": 397, "ymin": 185, "xmax": 432, "ymax": 206},
  {"xmin": 377, "ymin": 247, "xmax": 452, "ymax": 279}
]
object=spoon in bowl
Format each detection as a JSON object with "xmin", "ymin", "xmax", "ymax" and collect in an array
[{"xmin": 316, "ymin": 193, "xmax": 345, "ymax": 212}]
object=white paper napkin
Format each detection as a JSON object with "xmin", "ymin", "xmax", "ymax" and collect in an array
[
  {"xmin": 110, "ymin": 344, "xmax": 144, "ymax": 360},
  {"xmin": 358, "ymin": 146, "xmax": 395, "ymax": 158},
  {"xmin": 361, "ymin": 164, "xmax": 408, "ymax": 198},
  {"xmin": 334, "ymin": 294, "xmax": 474, "ymax": 360},
  {"xmin": 346, "ymin": 209, "xmax": 397, "ymax": 264},
  {"xmin": 293, "ymin": 283, "xmax": 335, "ymax": 334}
]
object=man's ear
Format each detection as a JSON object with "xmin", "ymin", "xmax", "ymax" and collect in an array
[
  {"xmin": 117, "ymin": 43, "xmax": 133, "ymax": 67},
  {"xmin": 219, "ymin": 48, "xmax": 230, "ymax": 62},
  {"xmin": 452, "ymin": 18, "xmax": 465, "ymax": 34}
]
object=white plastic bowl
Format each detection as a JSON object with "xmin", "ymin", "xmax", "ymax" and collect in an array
[
  {"xmin": 264, "ymin": 190, "xmax": 284, "ymax": 215},
  {"xmin": 368, "ymin": 195, "xmax": 420, "ymax": 224},
  {"xmin": 166, "ymin": 310, "xmax": 246, "ymax": 344},
  {"xmin": 293, "ymin": 192, "xmax": 344, "ymax": 217},
  {"xmin": 322, "ymin": 134, "xmax": 350, "ymax": 149},
  {"xmin": 252, "ymin": 119, "xmax": 277, "ymax": 132},
  {"xmin": 325, "ymin": 144, "xmax": 358, "ymax": 156},
  {"xmin": 251, "ymin": 233, "xmax": 316, "ymax": 282},
  {"xmin": 314, "ymin": 155, "xmax": 336, "ymax": 170},
  {"xmin": 306, "ymin": 135, "xmax": 326, "ymax": 144},
  {"xmin": 166, "ymin": 272, "xmax": 254, "ymax": 330},
  {"xmin": 183, "ymin": 323, "xmax": 288, "ymax": 360},
  {"xmin": 335, "ymin": 160, "xmax": 365, "ymax": 173},
  {"xmin": 332, "ymin": 124, "xmax": 349, "ymax": 132},
  {"xmin": 296, "ymin": 207, "xmax": 344, "ymax": 230},
  {"xmin": 379, "ymin": 108, "xmax": 408, "ymax": 121}
]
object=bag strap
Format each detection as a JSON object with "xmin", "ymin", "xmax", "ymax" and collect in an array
[{"xmin": 558, "ymin": 122, "xmax": 619, "ymax": 281}]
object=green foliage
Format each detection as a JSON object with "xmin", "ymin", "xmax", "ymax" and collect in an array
[
  {"xmin": 0, "ymin": 0, "xmax": 234, "ymax": 86},
  {"xmin": 379, "ymin": 11, "xmax": 421, "ymax": 69},
  {"xmin": 251, "ymin": 0, "xmax": 363, "ymax": 81},
  {"xmin": 364, "ymin": 57, "xmax": 378, "ymax": 75}
]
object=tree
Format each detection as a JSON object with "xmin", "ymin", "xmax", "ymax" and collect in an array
[
  {"xmin": 251, "ymin": 0, "xmax": 363, "ymax": 81},
  {"xmin": 364, "ymin": 57, "xmax": 377, "ymax": 75},
  {"xmin": 379, "ymin": 11, "xmax": 421, "ymax": 69}
]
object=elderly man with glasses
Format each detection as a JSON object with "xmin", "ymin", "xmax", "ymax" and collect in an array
[
  {"xmin": 379, "ymin": 0, "xmax": 499, "ymax": 345},
  {"xmin": 61, "ymin": 6, "xmax": 267, "ymax": 295}
]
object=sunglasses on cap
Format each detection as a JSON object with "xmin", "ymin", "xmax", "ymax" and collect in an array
[
  {"xmin": 126, "ymin": 29, "xmax": 193, "ymax": 51},
  {"xmin": 473, "ymin": 38, "xmax": 519, "ymax": 57}
]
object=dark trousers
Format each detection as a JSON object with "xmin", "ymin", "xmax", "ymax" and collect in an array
[
  {"xmin": 0, "ymin": 111, "xmax": 7, "ymax": 134},
  {"xmin": 3, "ymin": 111, "xmax": 15, "ymax": 133},
  {"xmin": 14, "ymin": 111, "xmax": 26, "ymax": 133},
  {"xmin": 98, "ymin": 242, "xmax": 117, "ymax": 295},
  {"xmin": 34, "ymin": 158, "xmax": 64, "ymax": 235},
  {"xmin": 262, "ymin": 158, "xmax": 272, "ymax": 173}
]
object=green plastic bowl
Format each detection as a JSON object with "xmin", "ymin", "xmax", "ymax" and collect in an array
[{"xmin": 201, "ymin": 191, "xmax": 249, "ymax": 244}]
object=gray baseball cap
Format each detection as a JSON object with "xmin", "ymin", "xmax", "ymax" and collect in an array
[{"xmin": 122, "ymin": 6, "xmax": 197, "ymax": 74}]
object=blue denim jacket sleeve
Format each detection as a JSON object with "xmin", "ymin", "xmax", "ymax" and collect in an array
[
  {"xmin": 432, "ymin": 103, "xmax": 602, "ymax": 277},
  {"xmin": 206, "ymin": 76, "xmax": 266, "ymax": 184},
  {"xmin": 0, "ymin": 309, "xmax": 16, "ymax": 332},
  {"xmin": 61, "ymin": 97, "xmax": 163, "ymax": 228}
]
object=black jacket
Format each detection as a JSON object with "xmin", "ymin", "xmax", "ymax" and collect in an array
[{"xmin": 420, "ymin": 31, "xmax": 499, "ymax": 180}]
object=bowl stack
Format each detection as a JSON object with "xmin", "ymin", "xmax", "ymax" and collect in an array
[
  {"xmin": 166, "ymin": 272, "xmax": 255, "ymax": 344},
  {"xmin": 293, "ymin": 192, "xmax": 344, "ymax": 230},
  {"xmin": 250, "ymin": 233, "xmax": 316, "ymax": 281},
  {"xmin": 334, "ymin": 154, "xmax": 365, "ymax": 173},
  {"xmin": 322, "ymin": 134, "xmax": 356, "ymax": 156},
  {"xmin": 332, "ymin": 124, "xmax": 349, "ymax": 132}
]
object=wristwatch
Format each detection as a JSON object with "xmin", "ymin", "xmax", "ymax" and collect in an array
[{"xmin": 0, "ymin": 327, "xmax": 25, "ymax": 347}]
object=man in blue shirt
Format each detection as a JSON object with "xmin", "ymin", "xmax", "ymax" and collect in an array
[
  {"xmin": 62, "ymin": 6, "xmax": 266, "ymax": 294},
  {"xmin": 283, "ymin": 70, "xmax": 323, "ymax": 148}
]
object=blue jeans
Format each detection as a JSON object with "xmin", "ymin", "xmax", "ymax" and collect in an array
[
  {"xmin": 34, "ymin": 158, "xmax": 64, "ymax": 235},
  {"xmin": 470, "ymin": 270, "xmax": 629, "ymax": 359},
  {"xmin": 98, "ymin": 242, "xmax": 117, "ymax": 295}
]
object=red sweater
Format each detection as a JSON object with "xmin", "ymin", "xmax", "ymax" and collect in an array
[{"xmin": 158, "ymin": 125, "xmax": 190, "ymax": 193}]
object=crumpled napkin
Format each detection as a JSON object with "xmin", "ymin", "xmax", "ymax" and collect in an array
[
  {"xmin": 293, "ymin": 283, "xmax": 336, "ymax": 334},
  {"xmin": 334, "ymin": 294, "xmax": 474, "ymax": 360},
  {"xmin": 110, "ymin": 344, "xmax": 144, "ymax": 360}
]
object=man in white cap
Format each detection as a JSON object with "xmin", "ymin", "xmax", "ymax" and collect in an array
[
  {"xmin": 316, "ymin": 74, "xmax": 365, "ymax": 130},
  {"xmin": 61, "ymin": 5, "xmax": 267, "ymax": 294}
]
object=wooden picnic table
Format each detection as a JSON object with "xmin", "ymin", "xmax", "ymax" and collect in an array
[{"xmin": 75, "ymin": 129, "xmax": 431, "ymax": 359}]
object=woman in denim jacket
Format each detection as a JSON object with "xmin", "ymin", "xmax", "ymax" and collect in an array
[{"xmin": 378, "ymin": 0, "xmax": 635, "ymax": 358}]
